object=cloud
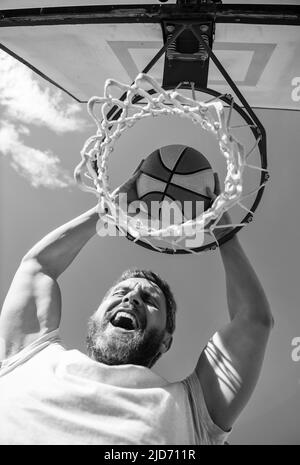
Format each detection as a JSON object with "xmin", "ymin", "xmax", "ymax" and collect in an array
[
  {"xmin": 0, "ymin": 49, "xmax": 87, "ymax": 133},
  {"xmin": 0, "ymin": 50, "xmax": 89, "ymax": 189},
  {"xmin": 0, "ymin": 122, "xmax": 74, "ymax": 189}
]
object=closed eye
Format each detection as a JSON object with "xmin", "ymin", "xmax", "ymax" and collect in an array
[
  {"xmin": 113, "ymin": 290, "xmax": 126, "ymax": 296},
  {"xmin": 111, "ymin": 286, "xmax": 132, "ymax": 297},
  {"xmin": 142, "ymin": 293, "xmax": 159, "ymax": 307},
  {"xmin": 111, "ymin": 287, "xmax": 160, "ymax": 308}
]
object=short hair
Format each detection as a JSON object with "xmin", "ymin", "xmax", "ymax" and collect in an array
[{"xmin": 113, "ymin": 269, "xmax": 177, "ymax": 335}]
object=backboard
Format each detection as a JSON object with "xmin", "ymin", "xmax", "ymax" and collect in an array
[{"xmin": 0, "ymin": 1, "xmax": 299, "ymax": 110}]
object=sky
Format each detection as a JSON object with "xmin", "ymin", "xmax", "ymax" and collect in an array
[{"xmin": 0, "ymin": 0, "xmax": 300, "ymax": 445}]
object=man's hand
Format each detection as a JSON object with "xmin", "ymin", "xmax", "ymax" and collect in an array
[
  {"xmin": 97, "ymin": 160, "xmax": 144, "ymax": 218},
  {"xmin": 111, "ymin": 160, "xmax": 144, "ymax": 204}
]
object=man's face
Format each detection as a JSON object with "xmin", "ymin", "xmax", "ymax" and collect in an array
[{"xmin": 86, "ymin": 277, "xmax": 172, "ymax": 368}]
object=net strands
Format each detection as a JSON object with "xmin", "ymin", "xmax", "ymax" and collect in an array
[{"xmin": 74, "ymin": 74, "xmax": 266, "ymax": 253}]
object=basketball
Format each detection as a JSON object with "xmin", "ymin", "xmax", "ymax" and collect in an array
[{"xmin": 135, "ymin": 145, "xmax": 215, "ymax": 221}]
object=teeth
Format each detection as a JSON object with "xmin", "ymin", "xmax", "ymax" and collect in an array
[{"xmin": 113, "ymin": 312, "xmax": 138, "ymax": 330}]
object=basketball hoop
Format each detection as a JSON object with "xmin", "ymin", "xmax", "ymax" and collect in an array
[{"xmin": 74, "ymin": 73, "xmax": 268, "ymax": 254}]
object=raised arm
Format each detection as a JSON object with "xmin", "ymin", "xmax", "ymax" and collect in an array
[
  {"xmin": 0, "ymin": 169, "xmax": 140, "ymax": 361},
  {"xmin": 195, "ymin": 177, "xmax": 274, "ymax": 432},
  {"xmin": 0, "ymin": 206, "xmax": 99, "ymax": 360}
]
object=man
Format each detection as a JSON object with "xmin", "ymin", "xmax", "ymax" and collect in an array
[{"xmin": 0, "ymin": 172, "xmax": 273, "ymax": 445}]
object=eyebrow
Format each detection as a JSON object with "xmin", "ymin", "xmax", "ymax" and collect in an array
[{"xmin": 112, "ymin": 284, "xmax": 162, "ymax": 307}]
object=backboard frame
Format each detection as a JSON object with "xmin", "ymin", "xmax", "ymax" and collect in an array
[
  {"xmin": 0, "ymin": 3, "xmax": 300, "ymax": 105},
  {"xmin": 0, "ymin": 3, "xmax": 300, "ymax": 27}
]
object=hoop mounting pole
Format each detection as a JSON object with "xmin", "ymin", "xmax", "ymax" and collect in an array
[{"xmin": 106, "ymin": 24, "xmax": 186, "ymax": 122}]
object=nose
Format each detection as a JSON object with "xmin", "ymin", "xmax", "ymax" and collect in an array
[{"xmin": 122, "ymin": 285, "xmax": 143, "ymax": 307}]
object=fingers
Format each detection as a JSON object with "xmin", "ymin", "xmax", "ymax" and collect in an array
[
  {"xmin": 131, "ymin": 170, "xmax": 142, "ymax": 181},
  {"xmin": 133, "ymin": 159, "xmax": 144, "ymax": 175},
  {"xmin": 112, "ymin": 160, "xmax": 144, "ymax": 200},
  {"xmin": 125, "ymin": 159, "xmax": 144, "ymax": 185},
  {"xmin": 206, "ymin": 172, "xmax": 222, "ymax": 201},
  {"xmin": 206, "ymin": 185, "xmax": 216, "ymax": 200},
  {"xmin": 127, "ymin": 165, "xmax": 143, "ymax": 186}
]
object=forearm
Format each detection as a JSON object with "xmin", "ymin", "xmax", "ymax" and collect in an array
[
  {"xmin": 220, "ymin": 236, "xmax": 273, "ymax": 326},
  {"xmin": 22, "ymin": 205, "xmax": 99, "ymax": 279}
]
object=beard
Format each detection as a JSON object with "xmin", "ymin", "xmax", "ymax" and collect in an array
[{"xmin": 86, "ymin": 314, "xmax": 165, "ymax": 368}]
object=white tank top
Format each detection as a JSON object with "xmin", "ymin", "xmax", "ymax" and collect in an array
[{"xmin": 0, "ymin": 330, "xmax": 230, "ymax": 445}]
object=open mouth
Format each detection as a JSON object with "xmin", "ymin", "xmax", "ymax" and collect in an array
[{"xmin": 110, "ymin": 311, "xmax": 139, "ymax": 331}]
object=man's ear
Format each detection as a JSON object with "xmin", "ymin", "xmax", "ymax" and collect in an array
[
  {"xmin": 161, "ymin": 333, "xmax": 173, "ymax": 354},
  {"xmin": 149, "ymin": 334, "xmax": 173, "ymax": 368}
]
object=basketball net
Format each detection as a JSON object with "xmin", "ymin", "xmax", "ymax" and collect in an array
[{"xmin": 74, "ymin": 73, "xmax": 266, "ymax": 254}]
